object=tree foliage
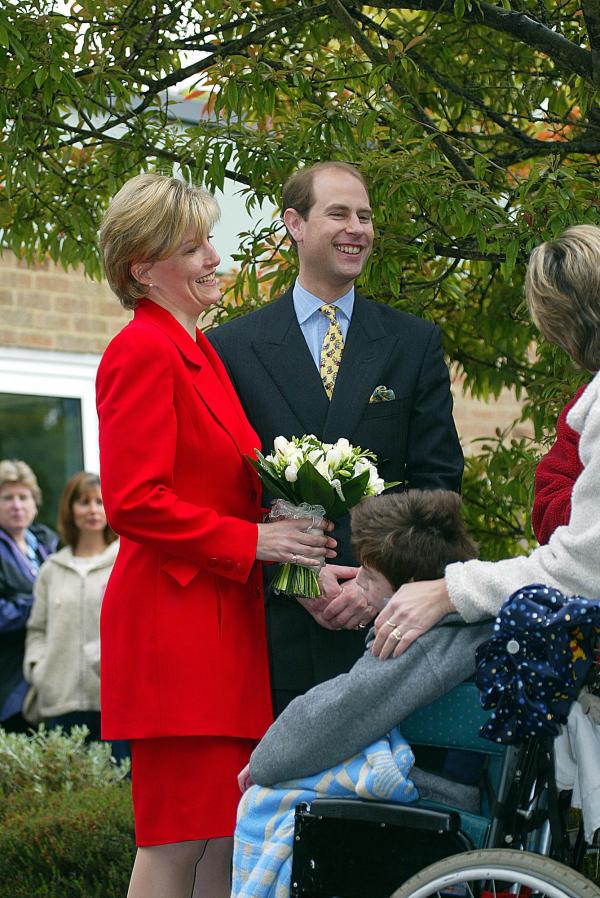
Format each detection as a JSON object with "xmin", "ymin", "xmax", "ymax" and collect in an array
[{"xmin": 1, "ymin": 0, "xmax": 597, "ymax": 557}]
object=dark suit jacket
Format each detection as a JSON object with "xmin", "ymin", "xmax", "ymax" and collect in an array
[{"xmin": 207, "ymin": 290, "xmax": 463, "ymax": 694}]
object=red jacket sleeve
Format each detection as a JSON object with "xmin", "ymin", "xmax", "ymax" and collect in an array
[{"xmin": 531, "ymin": 386, "xmax": 586, "ymax": 545}]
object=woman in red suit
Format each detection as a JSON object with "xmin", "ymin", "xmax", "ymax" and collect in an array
[{"xmin": 97, "ymin": 173, "xmax": 335, "ymax": 898}]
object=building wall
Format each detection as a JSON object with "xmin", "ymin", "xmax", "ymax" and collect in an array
[
  {"xmin": 0, "ymin": 249, "xmax": 529, "ymax": 450},
  {"xmin": 451, "ymin": 374, "xmax": 533, "ymax": 450},
  {"xmin": 0, "ymin": 251, "xmax": 130, "ymax": 354}
]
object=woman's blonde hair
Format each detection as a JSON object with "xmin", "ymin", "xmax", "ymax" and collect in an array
[
  {"xmin": 100, "ymin": 173, "xmax": 220, "ymax": 310},
  {"xmin": 525, "ymin": 224, "xmax": 600, "ymax": 372},
  {"xmin": 0, "ymin": 459, "xmax": 42, "ymax": 506}
]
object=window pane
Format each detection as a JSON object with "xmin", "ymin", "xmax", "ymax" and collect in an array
[{"xmin": 0, "ymin": 393, "xmax": 84, "ymax": 530}]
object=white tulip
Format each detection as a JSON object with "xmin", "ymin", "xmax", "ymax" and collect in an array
[
  {"xmin": 282, "ymin": 447, "xmax": 299, "ymax": 466},
  {"xmin": 285, "ymin": 465, "xmax": 298, "ymax": 482},
  {"xmin": 326, "ymin": 446, "xmax": 342, "ymax": 467},
  {"xmin": 315, "ymin": 459, "xmax": 331, "ymax": 481},
  {"xmin": 274, "ymin": 436, "xmax": 289, "ymax": 455},
  {"xmin": 366, "ymin": 477, "xmax": 385, "ymax": 496}
]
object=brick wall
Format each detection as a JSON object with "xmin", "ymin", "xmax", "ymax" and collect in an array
[
  {"xmin": 0, "ymin": 250, "xmax": 130, "ymax": 354},
  {"xmin": 451, "ymin": 372, "xmax": 533, "ymax": 451},
  {"xmin": 0, "ymin": 249, "xmax": 529, "ymax": 449}
]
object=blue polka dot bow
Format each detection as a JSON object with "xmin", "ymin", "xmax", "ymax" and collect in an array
[{"xmin": 475, "ymin": 584, "xmax": 600, "ymax": 744}]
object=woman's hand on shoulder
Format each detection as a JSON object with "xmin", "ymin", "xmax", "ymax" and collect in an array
[{"xmin": 371, "ymin": 579, "xmax": 454, "ymax": 660}]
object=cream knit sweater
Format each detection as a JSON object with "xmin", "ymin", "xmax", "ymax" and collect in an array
[
  {"xmin": 23, "ymin": 540, "xmax": 118, "ymax": 718},
  {"xmin": 446, "ymin": 369, "xmax": 600, "ymax": 620}
]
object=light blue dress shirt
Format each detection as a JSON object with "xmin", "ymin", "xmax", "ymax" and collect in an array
[{"xmin": 292, "ymin": 280, "xmax": 354, "ymax": 371}]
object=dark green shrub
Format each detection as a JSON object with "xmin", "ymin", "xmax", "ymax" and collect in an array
[{"xmin": 0, "ymin": 783, "xmax": 135, "ymax": 898}]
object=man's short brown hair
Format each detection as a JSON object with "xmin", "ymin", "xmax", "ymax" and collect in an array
[
  {"xmin": 351, "ymin": 490, "xmax": 477, "ymax": 589},
  {"xmin": 282, "ymin": 162, "xmax": 368, "ymax": 248}
]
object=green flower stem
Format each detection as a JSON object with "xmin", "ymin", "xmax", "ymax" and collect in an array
[{"xmin": 272, "ymin": 563, "xmax": 321, "ymax": 598}]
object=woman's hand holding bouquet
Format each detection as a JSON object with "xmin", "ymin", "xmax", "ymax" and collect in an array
[{"xmin": 255, "ymin": 516, "xmax": 336, "ymax": 566}]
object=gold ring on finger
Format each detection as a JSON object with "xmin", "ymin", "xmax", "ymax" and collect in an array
[
  {"xmin": 291, "ymin": 554, "xmax": 299, "ymax": 564},
  {"xmin": 391, "ymin": 627, "xmax": 403, "ymax": 642},
  {"xmin": 384, "ymin": 620, "xmax": 396, "ymax": 629}
]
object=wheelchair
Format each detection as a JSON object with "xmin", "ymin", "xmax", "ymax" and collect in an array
[{"xmin": 289, "ymin": 681, "xmax": 599, "ymax": 898}]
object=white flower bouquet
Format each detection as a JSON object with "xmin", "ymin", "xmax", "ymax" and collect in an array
[{"xmin": 248, "ymin": 435, "xmax": 399, "ymax": 598}]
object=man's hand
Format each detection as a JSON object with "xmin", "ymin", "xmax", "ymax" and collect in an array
[
  {"xmin": 320, "ymin": 576, "xmax": 377, "ymax": 630},
  {"xmin": 319, "ymin": 563, "xmax": 359, "ymax": 602},
  {"xmin": 296, "ymin": 595, "xmax": 339, "ymax": 630},
  {"xmin": 297, "ymin": 564, "xmax": 377, "ymax": 630}
]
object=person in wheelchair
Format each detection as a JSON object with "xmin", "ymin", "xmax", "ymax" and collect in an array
[{"xmin": 232, "ymin": 489, "xmax": 491, "ymax": 897}]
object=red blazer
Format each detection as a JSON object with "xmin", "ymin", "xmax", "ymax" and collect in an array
[
  {"xmin": 96, "ymin": 300, "xmax": 272, "ymax": 739},
  {"xmin": 532, "ymin": 385, "xmax": 586, "ymax": 545}
]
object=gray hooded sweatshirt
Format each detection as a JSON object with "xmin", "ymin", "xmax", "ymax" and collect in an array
[{"xmin": 250, "ymin": 615, "xmax": 493, "ymax": 790}]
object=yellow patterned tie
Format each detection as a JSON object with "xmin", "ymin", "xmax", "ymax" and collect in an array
[{"xmin": 319, "ymin": 304, "xmax": 344, "ymax": 399}]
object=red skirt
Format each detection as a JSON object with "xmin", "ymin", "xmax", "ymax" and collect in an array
[{"xmin": 130, "ymin": 735, "xmax": 255, "ymax": 846}]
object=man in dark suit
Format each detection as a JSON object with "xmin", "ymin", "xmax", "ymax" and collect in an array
[{"xmin": 208, "ymin": 161, "xmax": 463, "ymax": 715}]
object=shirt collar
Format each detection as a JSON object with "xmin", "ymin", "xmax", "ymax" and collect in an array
[{"xmin": 293, "ymin": 279, "xmax": 355, "ymax": 326}]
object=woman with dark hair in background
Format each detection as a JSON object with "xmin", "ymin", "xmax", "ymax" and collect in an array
[
  {"xmin": 24, "ymin": 472, "xmax": 126, "ymax": 759},
  {"xmin": 0, "ymin": 458, "xmax": 58, "ymax": 733}
]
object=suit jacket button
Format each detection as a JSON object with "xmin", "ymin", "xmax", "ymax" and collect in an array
[
  {"xmin": 207, "ymin": 557, "xmax": 218, "ymax": 568},
  {"xmin": 223, "ymin": 558, "xmax": 234, "ymax": 570},
  {"xmin": 234, "ymin": 561, "xmax": 244, "ymax": 572}
]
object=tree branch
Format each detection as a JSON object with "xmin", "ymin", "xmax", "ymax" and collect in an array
[
  {"xmin": 368, "ymin": 0, "xmax": 593, "ymax": 82},
  {"xmin": 326, "ymin": 0, "xmax": 476, "ymax": 181},
  {"xmin": 582, "ymin": 0, "xmax": 600, "ymax": 88},
  {"xmin": 11, "ymin": 113, "xmax": 253, "ymax": 187},
  {"xmin": 129, "ymin": 3, "xmax": 330, "ymax": 93},
  {"xmin": 493, "ymin": 138, "xmax": 600, "ymax": 168}
]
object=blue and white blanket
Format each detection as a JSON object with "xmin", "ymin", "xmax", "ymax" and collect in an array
[{"xmin": 232, "ymin": 727, "xmax": 417, "ymax": 898}]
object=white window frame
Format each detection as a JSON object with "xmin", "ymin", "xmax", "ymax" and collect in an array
[{"xmin": 0, "ymin": 347, "xmax": 100, "ymax": 472}]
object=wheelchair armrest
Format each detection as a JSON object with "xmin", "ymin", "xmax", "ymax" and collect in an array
[{"xmin": 302, "ymin": 797, "xmax": 462, "ymax": 832}]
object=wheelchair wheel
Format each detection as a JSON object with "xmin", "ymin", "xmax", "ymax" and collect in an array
[{"xmin": 389, "ymin": 848, "xmax": 598, "ymax": 898}]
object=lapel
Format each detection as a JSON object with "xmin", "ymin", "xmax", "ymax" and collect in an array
[
  {"xmin": 251, "ymin": 290, "xmax": 330, "ymax": 437},
  {"xmin": 323, "ymin": 295, "xmax": 398, "ymax": 442},
  {"xmin": 135, "ymin": 300, "xmax": 258, "ymax": 457}
]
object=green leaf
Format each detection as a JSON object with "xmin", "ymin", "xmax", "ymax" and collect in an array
[
  {"xmin": 337, "ymin": 470, "xmax": 370, "ymax": 509},
  {"xmin": 295, "ymin": 461, "xmax": 335, "ymax": 514},
  {"xmin": 244, "ymin": 455, "xmax": 296, "ymax": 503}
]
